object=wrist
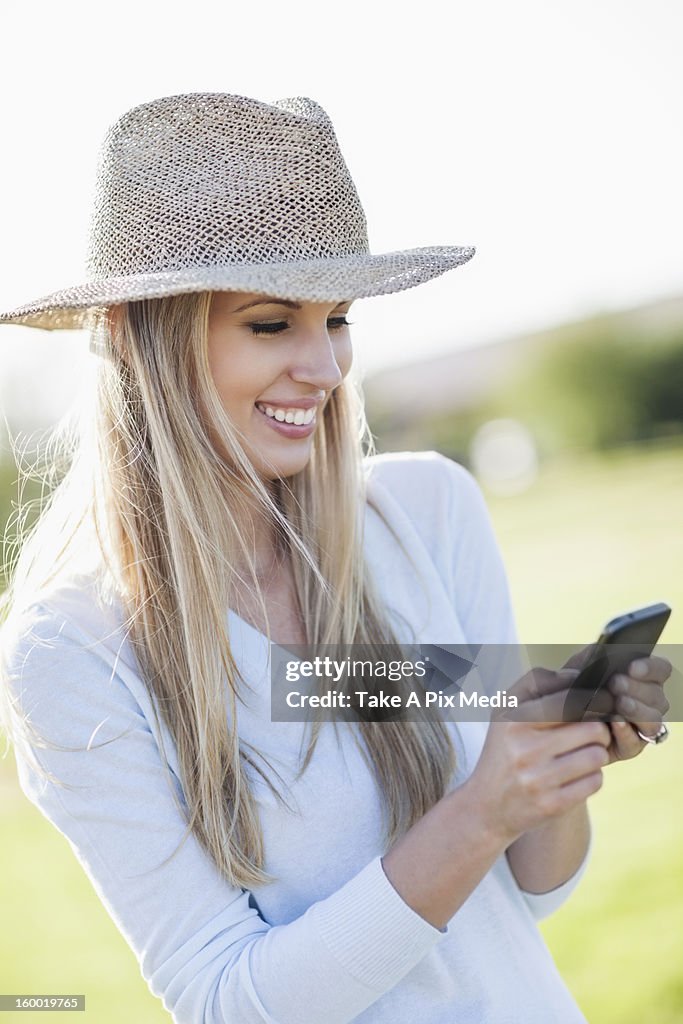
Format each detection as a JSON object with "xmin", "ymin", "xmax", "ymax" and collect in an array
[
  {"xmin": 505, "ymin": 802, "xmax": 591, "ymax": 894},
  {"xmin": 382, "ymin": 777, "xmax": 511, "ymax": 932},
  {"xmin": 449, "ymin": 775, "xmax": 511, "ymax": 859}
]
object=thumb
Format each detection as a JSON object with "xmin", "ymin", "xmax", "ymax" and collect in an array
[
  {"xmin": 562, "ymin": 645, "xmax": 596, "ymax": 672},
  {"xmin": 509, "ymin": 666, "xmax": 579, "ymax": 703}
]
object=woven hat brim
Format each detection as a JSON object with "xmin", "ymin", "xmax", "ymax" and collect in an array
[{"xmin": 0, "ymin": 246, "xmax": 475, "ymax": 331}]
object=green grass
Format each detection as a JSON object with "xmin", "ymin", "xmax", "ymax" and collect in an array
[
  {"xmin": 487, "ymin": 438, "xmax": 683, "ymax": 645},
  {"xmin": 1, "ymin": 439, "xmax": 681, "ymax": 1021},
  {"xmin": 485, "ymin": 439, "xmax": 683, "ymax": 1023}
]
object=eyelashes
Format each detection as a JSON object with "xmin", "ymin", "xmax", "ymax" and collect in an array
[{"xmin": 249, "ymin": 316, "xmax": 353, "ymax": 336}]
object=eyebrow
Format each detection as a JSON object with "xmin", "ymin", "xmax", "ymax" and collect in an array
[
  {"xmin": 234, "ymin": 298, "xmax": 301, "ymax": 313},
  {"xmin": 233, "ymin": 298, "xmax": 352, "ymax": 313}
]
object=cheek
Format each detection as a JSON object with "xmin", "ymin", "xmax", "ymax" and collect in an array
[
  {"xmin": 206, "ymin": 330, "xmax": 231, "ymax": 393},
  {"xmin": 206, "ymin": 337, "xmax": 271, "ymax": 410},
  {"xmin": 207, "ymin": 352, "xmax": 239, "ymax": 409},
  {"xmin": 336, "ymin": 336, "xmax": 354, "ymax": 379}
]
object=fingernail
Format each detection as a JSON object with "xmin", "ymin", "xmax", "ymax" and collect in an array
[
  {"xmin": 559, "ymin": 668, "xmax": 580, "ymax": 681},
  {"xmin": 621, "ymin": 696, "xmax": 636, "ymax": 712},
  {"xmin": 630, "ymin": 660, "xmax": 649, "ymax": 678},
  {"xmin": 611, "ymin": 675, "xmax": 628, "ymax": 694}
]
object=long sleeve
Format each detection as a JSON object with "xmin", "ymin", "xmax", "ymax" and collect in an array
[
  {"xmin": 441, "ymin": 454, "xmax": 592, "ymax": 920},
  {"xmin": 362, "ymin": 451, "xmax": 592, "ymax": 928},
  {"xmin": 1, "ymin": 603, "xmax": 445, "ymax": 1024}
]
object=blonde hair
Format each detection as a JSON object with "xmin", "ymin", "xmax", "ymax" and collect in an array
[{"xmin": 1, "ymin": 293, "xmax": 455, "ymax": 889}]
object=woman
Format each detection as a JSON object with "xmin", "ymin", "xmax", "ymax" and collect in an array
[{"xmin": 0, "ymin": 93, "xmax": 671, "ymax": 1023}]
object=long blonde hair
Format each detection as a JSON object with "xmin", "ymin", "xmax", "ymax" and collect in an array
[{"xmin": 1, "ymin": 293, "xmax": 455, "ymax": 888}]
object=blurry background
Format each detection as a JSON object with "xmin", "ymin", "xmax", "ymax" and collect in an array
[{"xmin": 1, "ymin": 1, "xmax": 682, "ymax": 1021}]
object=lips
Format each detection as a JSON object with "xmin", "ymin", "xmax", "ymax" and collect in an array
[{"xmin": 255, "ymin": 403, "xmax": 317, "ymax": 437}]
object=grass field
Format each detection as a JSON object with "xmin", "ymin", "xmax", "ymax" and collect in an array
[
  {"xmin": 486, "ymin": 439, "xmax": 683, "ymax": 1024},
  {"xmin": 1, "ymin": 439, "xmax": 681, "ymax": 1022}
]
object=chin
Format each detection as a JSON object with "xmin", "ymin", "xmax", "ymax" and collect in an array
[{"xmin": 253, "ymin": 445, "xmax": 313, "ymax": 481}]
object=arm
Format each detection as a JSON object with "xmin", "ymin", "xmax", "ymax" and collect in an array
[
  {"xmin": 443, "ymin": 455, "xmax": 594, "ymax": 912},
  {"xmin": 2, "ymin": 601, "xmax": 499, "ymax": 1024},
  {"xmin": 382, "ymin": 709, "xmax": 605, "ymax": 932},
  {"xmin": 5, "ymin": 596, "xmax": 599, "ymax": 1024},
  {"xmin": 505, "ymin": 802, "xmax": 591, "ymax": 894},
  {"xmin": 381, "ymin": 777, "xmax": 509, "ymax": 932},
  {"xmin": 505, "ymin": 650, "xmax": 674, "ymax": 902}
]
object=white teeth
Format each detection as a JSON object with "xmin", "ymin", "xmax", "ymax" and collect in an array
[{"xmin": 258, "ymin": 403, "xmax": 316, "ymax": 426}]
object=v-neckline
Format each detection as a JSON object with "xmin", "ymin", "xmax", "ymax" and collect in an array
[
  {"xmin": 227, "ymin": 609, "xmax": 305, "ymax": 662},
  {"xmin": 228, "ymin": 608, "xmax": 270, "ymax": 644}
]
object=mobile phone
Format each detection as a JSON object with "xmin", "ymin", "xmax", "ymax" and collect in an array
[{"xmin": 562, "ymin": 602, "xmax": 672, "ymax": 722}]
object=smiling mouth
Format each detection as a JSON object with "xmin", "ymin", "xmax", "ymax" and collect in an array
[{"xmin": 255, "ymin": 402, "xmax": 317, "ymax": 426}]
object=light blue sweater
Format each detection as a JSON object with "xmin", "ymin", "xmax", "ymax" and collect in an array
[{"xmin": 1, "ymin": 452, "xmax": 589, "ymax": 1023}]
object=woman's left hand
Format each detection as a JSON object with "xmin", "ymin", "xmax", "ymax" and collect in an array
[{"xmin": 604, "ymin": 655, "xmax": 672, "ymax": 763}]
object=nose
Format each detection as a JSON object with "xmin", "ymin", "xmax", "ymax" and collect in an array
[{"xmin": 288, "ymin": 324, "xmax": 347, "ymax": 392}]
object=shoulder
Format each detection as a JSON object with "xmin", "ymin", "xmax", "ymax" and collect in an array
[
  {"xmin": 364, "ymin": 448, "xmax": 472, "ymax": 489},
  {"xmin": 363, "ymin": 449, "xmax": 487, "ymax": 533},
  {"xmin": 2, "ymin": 572, "xmax": 128, "ymax": 676},
  {"xmin": 363, "ymin": 450, "xmax": 519, "ymax": 645},
  {"xmin": 361, "ymin": 451, "xmax": 496, "ymax": 605},
  {"xmin": 0, "ymin": 574, "xmax": 143, "ymax": 747}
]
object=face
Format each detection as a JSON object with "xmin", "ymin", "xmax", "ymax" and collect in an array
[{"xmin": 206, "ymin": 292, "xmax": 354, "ymax": 479}]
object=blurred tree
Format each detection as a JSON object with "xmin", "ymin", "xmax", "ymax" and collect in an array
[{"xmin": 367, "ymin": 316, "xmax": 683, "ymax": 463}]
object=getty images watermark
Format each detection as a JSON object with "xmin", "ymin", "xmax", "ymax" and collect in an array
[{"xmin": 269, "ymin": 644, "xmax": 683, "ymax": 724}]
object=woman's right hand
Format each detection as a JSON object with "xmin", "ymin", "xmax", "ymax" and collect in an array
[
  {"xmin": 381, "ymin": 664, "xmax": 611, "ymax": 933},
  {"xmin": 468, "ymin": 667, "xmax": 612, "ymax": 846}
]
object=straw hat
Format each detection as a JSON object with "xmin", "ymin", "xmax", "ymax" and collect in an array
[{"xmin": 0, "ymin": 92, "xmax": 475, "ymax": 332}]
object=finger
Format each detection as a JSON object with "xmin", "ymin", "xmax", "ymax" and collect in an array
[
  {"xmin": 507, "ymin": 667, "xmax": 569, "ymax": 703},
  {"xmin": 557, "ymin": 682, "xmax": 617, "ymax": 723},
  {"xmin": 524, "ymin": 768, "xmax": 605, "ymax": 820},
  {"xmin": 613, "ymin": 693, "xmax": 664, "ymax": 725},
  {"xmin": 608, "ymin": 675, "xmax": 670, "ymax": 714},
  {"xmin": 627, "ymin": 656, "xmax": 673, "ymax": 685},
  {"xmin": 551, "ymin": 743, "xmax": 610, "ymax": 786},
  {"xmin": 538, "ymin": 668, "xmax": 582, "ymax": 694},
  {"xmin": 502, "ymin": 684, "xmax": 573, "ymax": 722},
  {"xmin": 556, "ymin": 770, "xmax": 605, "ymax": 810},
  {"xmin": 561, "ymin": 646, "xmax": 597, "ymax": 672},
  {"xmin": 548, "ymin": 720, "xmax": 612, "ymax": 755},
  {"xmin": 505, "ymin": 686, "xmax": 616, "ymax": 725},
  {"xmin": 618, "ymin": 716, "xmax": 667, "ymax": 741},
  {"xmin": 609, "ymin": 719, "xmax": 647, "ymax": 760},
  {"xmin": 578, "ymin": 685, "xmax": 619, "ymax": 720},
  {"xmin": 630, "ymin": 723, "xmax": 664, "ymax": 742}
]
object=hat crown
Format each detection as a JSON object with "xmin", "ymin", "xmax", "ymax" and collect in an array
[
  {"xmin": 86, "ymin": 92, "xmax": 370, "ymax": 279},
  {"xmin": 0, "ymin": 91, "xmax": 474, "ymax": 332}
]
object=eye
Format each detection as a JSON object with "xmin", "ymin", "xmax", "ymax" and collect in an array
[
  {"xmin": 249, "ymin": 321, "xmax": 289, "ymax": 335},
  {"xmin": 248, "ymin": 316, "xmax": 353, "ymax": 336},
  {"xmin": 328, "ymin": 316, "xmax": 353, "ymax": 331}
]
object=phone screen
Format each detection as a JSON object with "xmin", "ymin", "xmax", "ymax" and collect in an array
[{"xmin": 562, "ymin": 603, "xmax": 671, "ymax": 722}]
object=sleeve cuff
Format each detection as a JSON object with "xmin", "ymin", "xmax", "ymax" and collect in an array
[
  {"xmin": 308, "ymin": 854, "xmax": 445, "ymax": 992},
  {"xmin": 518, "ymin": 833, "xmax": 593, "ymax": 921}
]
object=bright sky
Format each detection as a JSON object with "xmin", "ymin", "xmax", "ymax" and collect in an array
[{"xmin": 1, "ymin": 0, "xmax": 682, "ymax": 427}]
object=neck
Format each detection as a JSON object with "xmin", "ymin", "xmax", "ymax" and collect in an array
[{"xmin": 232, "ymin": 485, "xmax": 286, "ymax": 580}]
